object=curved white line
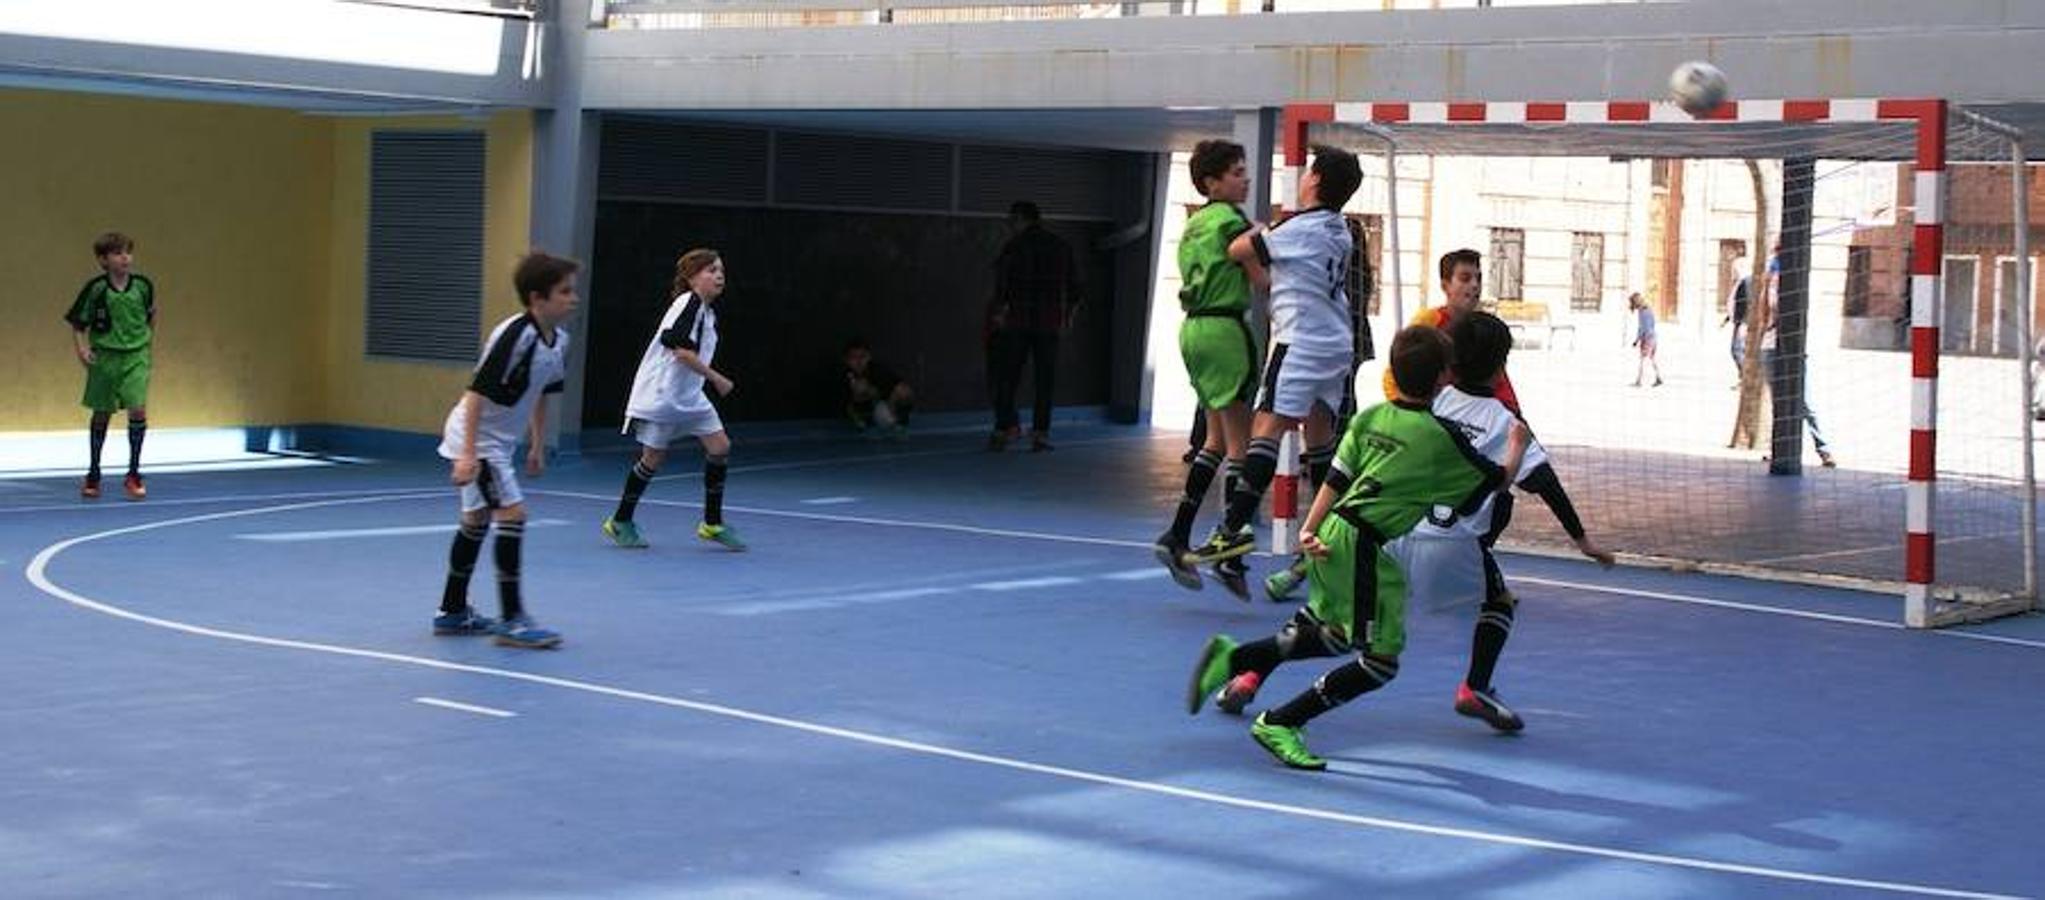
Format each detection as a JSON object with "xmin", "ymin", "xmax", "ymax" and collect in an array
[{"xmin": 19, "ymin": 496, "xmax": 2027, "ymax": 900}]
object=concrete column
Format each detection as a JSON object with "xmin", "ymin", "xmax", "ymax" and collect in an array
[
  {"xmin": 530, "ymin": 0, "xmax": 603, "ymax": 455},
  {"xmin": 1236, "ymin": 107, "xmax": 1277, "ymax": 351}
]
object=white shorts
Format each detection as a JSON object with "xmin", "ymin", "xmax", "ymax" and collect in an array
[
  {"xmin": 458, "ymin": 457, "xmax": 524, "ymax": 513},
  {"xmin": 626, "ymin": 410, "xmax": 723, "ymax": 448},
  {"xmin": 1395, "ymin": 534, "xmax": 1488, "ymax": 613},
  {"xmin": 1256, "ymin": 343, "xmax": 1353, "ymax": 421}
]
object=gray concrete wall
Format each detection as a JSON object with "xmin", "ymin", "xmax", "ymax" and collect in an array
[{"xmin": 584, "ymin": 0, "xmax": 2045, "ymax": 112}]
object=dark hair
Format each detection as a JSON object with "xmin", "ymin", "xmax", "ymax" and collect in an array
[
  {"xmin": 844, "ymin": 338, "xmax": 870, "ymax": 354},
  {"xmin": 1188, "ymin": 140, "xmax": 1247, "ymax": 196},
  {"xmin": 1389, "ymin": 325, "xmax": 1453, "ymax": 399},
  {"xmin": 93, "ymin": 232, "xmax": 134, "ymax": 257},
  {"xmin": 1448, "ymin": 311, "xmax": 1514, "ymax": 387},
  {"xmin": 1438, "ymin": 248, "xmax": 1482, "ymax": 284},
  {"xmin": 513, "ymin": 251, "xmax": 580, "ymax": 306},
  {"xmin": 671, "ymin": 248, "xmax": 721, "ymax": 297},
  {"xmin": 1309, "ymin": 145, "xmax": 1362, "ymax": 209},
  {"xmin": 1009, "ymin": 201, "xmax": 1041, "ymax": 222}
]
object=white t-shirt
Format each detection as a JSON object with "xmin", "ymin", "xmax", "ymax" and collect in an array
[
  {"xmin": 1411, "ymin": 384, "xmax": 1550, "ymax": 540},
  {"xmin": 624, "ymin": 292, "xmax": 720, "ymax": 423},
  {"xmin": 1257, "ymin": 208, "xmax": 1354, "ymax": 357},
  {"xmin": 439, "ymin": 313, "xmax": 568, "ymax": 461}
]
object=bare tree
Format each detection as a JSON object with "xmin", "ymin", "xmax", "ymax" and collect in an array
[{"xmin": 1729, "ymin": 159, "xmax": 1771, "ymax": 449}]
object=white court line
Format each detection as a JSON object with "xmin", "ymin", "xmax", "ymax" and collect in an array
[
  {"xmin": 646, "ymin": 432, "xmax": 1164, "ymax": 483},
  {"xmin": 539, "ymin": 490, "xmax": 2045, "ymax": 650},
  {"xmin": 236, "ymin": 518, "xmax": 569, "ymax": 542},
  {"xmin": 16, "ymin": 497, "xmax": 2030, "ymax": 899},
  {"xmin": 718, "ymin": 586, "xmax": 951, "ymax": 616},
  {"xmin": 972, "ymin": 576, "xmax": 1084, "ymax": 591},
  {"xmin": 1750, "ymin": 531, "xmax": 2030, "ymax": 566},
  {"xmin": 799, "ymin": 496, "xmax": 858, "ymax": 506},
  {"xmin": 1103, "ymin": 568, "xmax": 1170, "ymax": 581},
  {"xmin": 0, "ymin": 486, "xmax": 444, "ymax": 516},
  {"xmin": 414, "ymin": 696, "xmax": 517, "ymax": 718}
]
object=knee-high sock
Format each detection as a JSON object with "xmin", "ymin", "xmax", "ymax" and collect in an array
[
  {"xmin": 126, "ymin": 415, "xmax": 147, "ymax": 476},
  {"xmin": 703, "ymin": 454, "xmax": 729, "ymax": 526},
  {"xmin": 440, "ymin": 521, "xmax": 488, "ymax": 614},
  {"xmin": 1222, "ymin": 436, "xmax": 1281, "ymax": 533},
  {"xmin": 1302, "ymin": 442, "xmax": 1336, "ymax": 495},
  {"xmin": 1263, "ymin": 655, "xmax": 1400, "ymax": 728},
  {"xmin": 87, "ymin": 413, "xmax": 111, "ymax": 478},
  {"xmin": 494, "ymin": 519, "xmax": 525, "ymax": 621},
  {"xmin": 1465, "ymin": 573, "xmax": 1516, "ymax": 691},
  {"xmin": 613, "ymin": 461, "xmax": 656, "ymax": 522},
  {"xmin": 1169, "ymin": 450, "xmax": 1223, "ymax": 544},
  {"xmin": 1228, "ymin": 609, "xmax": 1348, "ymax": 682}
]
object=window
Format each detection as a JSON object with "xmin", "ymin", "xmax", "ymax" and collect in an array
[
  {"xmin": 1844, "ymin": 246, "xmax": 1873, "ymax": 318},
  {"xmin": 1489, "ymin": 228, "xmax": 1524, "ymax": 302},
  {"xmin": 1570, "ymin": 232, "xmax": 1604, "ymax": 312},
  {"xmin": 1650, "ymin": 158, "xmax": 1676, "ymax": 189},
  {"xmin": 367, "ymin": 130, "xmax": 485, "ymax": 363}
]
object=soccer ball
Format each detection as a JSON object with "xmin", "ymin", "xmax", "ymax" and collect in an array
[{"xmin": 1668, "ymin": 60, "xmax": 1729, "ymax": 116}]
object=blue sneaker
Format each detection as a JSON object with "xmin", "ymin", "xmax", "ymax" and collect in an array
[
  {"xmin": 432, "ymin": 607, "xmax": 497, "ymax": 636},
  {"xmin": 697, "ymin": 522, "xmax": 747, "ymax": 551},
  {"xmin": 493, "ymin": 615, "xmax": 562, "ymax": 649},
  {"xmin": 602, "ymin": 517, "xmax": 649, "ymax": 549}
]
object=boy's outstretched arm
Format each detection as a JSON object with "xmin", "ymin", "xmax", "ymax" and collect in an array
[{"xmin": 1518, "ymin": 463, "xmax": 1614, "ymax": 567}]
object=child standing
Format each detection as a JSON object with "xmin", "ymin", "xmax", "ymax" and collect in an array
[
  {"xmin": 434, "ymin": 251, "xmax": 579, "ymax": 649},
  {"xmin": 1154, "ymin": 139, "xmax": 1260, "ymax": 596},
  {"xmin": 1630, "ymin": 292, "xmax": 1663, "ymax": 387},
  {"xmin": 602, "ymin": 248, "xmax": 747, "ymax": 551},
  {"xmin": 1187, "ymin": 325, "xmax": 1527, "ymax": 771},
  {"xmin": 63, "ymin": 232, "xmax": 155, "ymax": 500}
]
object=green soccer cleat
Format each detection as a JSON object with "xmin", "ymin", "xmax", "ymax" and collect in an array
[
  {"xmin": 1250, "ymin": 713, "xmax": 1327, "ymax": 771},
  {"xmin": 1263, "ymin": 558, "xmax": 1307, "ymax": 603},
  {"xmin": 602, "ymin": 517, "xmax": 649, "ymax": 549},
  {"xmin": 1186, "ymin": 634, "xmax": 1238, "ymax": 715},
  {"xmin": 697, "ymin": 522, "xmax": 748, "ymax": 551}
]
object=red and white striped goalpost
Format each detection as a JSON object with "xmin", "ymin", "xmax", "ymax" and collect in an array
[{"xmin": 1279, "ymin": 97, "xmax": 1951, "ymax": 627}]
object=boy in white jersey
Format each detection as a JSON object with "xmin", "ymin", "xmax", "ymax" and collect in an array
[
  {"xmin": 601, "ymin": 248, "xmax": 746, "ymax": 551},
  {"xmin": 1187, "ymin": 145, "xmax": 1363, "ymax": 570},
  {"xmin": 1212, "ymin": 312, "xmax": 1615, "ymax": 729},
  {"xmin": 433, "ymin": 252, "xmax": 579, "ymax": 649}
]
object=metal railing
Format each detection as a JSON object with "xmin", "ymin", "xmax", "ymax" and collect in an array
[{"xmin": 599, "ymin": 0, "xmax": 1661, "ymax": 29}]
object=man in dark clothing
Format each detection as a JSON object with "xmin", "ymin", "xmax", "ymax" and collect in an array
[{"xmin": 986, "ymin": 201, "xmax": 1083, "ymax": 452}]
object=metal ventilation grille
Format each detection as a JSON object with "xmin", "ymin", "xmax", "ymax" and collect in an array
[
  {"xmin": 599, "ymin": 117, "xmax": 770, "ymax": 203},
  {"xmin": 957, "ymin": 144, "xmax": 1118, "ymax": 220},
  {"xmin": 773, "ymin": 131, "xmax": 953, "ymax": 211},
  {"xmin": 366, "ymin": 130, "xmax": 485, "ymax": 363}
]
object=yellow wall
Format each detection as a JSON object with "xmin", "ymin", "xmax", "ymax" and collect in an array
[
  {"xmin": 2, "ymin": 90, "xmax": 532, "ymax": 436},
  {"xmin": 2, "ymin": 89, "xmax": 330, "ymax": 430},
  {"xmin": 321, "ymin": 110, "xmax": 533, "ymax": 434}
]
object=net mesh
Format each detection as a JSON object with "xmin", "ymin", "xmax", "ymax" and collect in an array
[{"xmin": 1289, "ymin": 110, "xmax": 2037, "ymax": 613}]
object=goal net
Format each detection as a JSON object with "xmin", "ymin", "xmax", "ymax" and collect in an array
[{"xmin": 1272, "ymin": 98, "xmax": 2038, "ymax": 627}]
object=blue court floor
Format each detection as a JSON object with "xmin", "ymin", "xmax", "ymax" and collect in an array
[{"xmin": 4, "ymin": 424, "xmax": 2043, "ymax": 898}]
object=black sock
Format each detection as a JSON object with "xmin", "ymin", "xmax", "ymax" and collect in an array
[
  {"xmin": 1221, "ymin": 459, "xmax": 1242, "ymax": 513},
  {"xmin": 1224, "ymin": 436, "xmax": 1281, "ymax": 533},
  {"xmin": 614, "ymin": 461, "xmax": 655, "ymax": 522},
  {"xmin": 126, "ymin": 416, "xmax": 147, "ymax": 476},
  {"xmin": 494, "ymin": 519, "xmax": 525, "ymax": 621},
  {"xmin": 1303, "ymin": 442, "xmax": 1336, "ymax": 495},
  {"xmin": 895, "ymin": 399, "xmax": 913, "ymax": 427},
  {"xmin": 1263, "ymin": 655, "xmax": 1399, "ymax": 728},
  {"xmin": 1232, "ymin": 608, "xmax": 1346, "ymax": 681},
  {"xmin": 87, "ymin": 414, "xmax": 110, "ymax": 479},
  {"xmin": 1169, "ymin": 450, "xmax": 1223, "ymax": 544},
  {"xmin": 1466, "ymin": 592, "xmax": 1516, "ymax": 691},
  {"xmin": 703, "ymin": 454, "xmax": 729, "ymax": 526},
  {"xmin": 440, "ymin": 521, "xmax": 488, "ymax": 614}
]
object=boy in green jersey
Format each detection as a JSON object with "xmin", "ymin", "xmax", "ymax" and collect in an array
[
  {"xmin": 1186, "ymin": 325, "xmax": 1528, "ymax": 770},
  {"xmin": 63, "ymin": 232, "xmax": 156, "ymax": 500},
  {"xmin": 1155, "ymin": 139, "xmax": 1262, "ymax": 598}
]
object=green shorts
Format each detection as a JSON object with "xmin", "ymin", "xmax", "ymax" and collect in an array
[
  {"xmin": 82, "ymin": 347, "xmax": 151, "ymax": 412},
  {"xmin": 1178, "ymin": 315, "xmax": 1258, "ymax": 410},
  {"xmin": 1305, "ymin": 518, "xmax": 1409, "ymax": 657}
]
